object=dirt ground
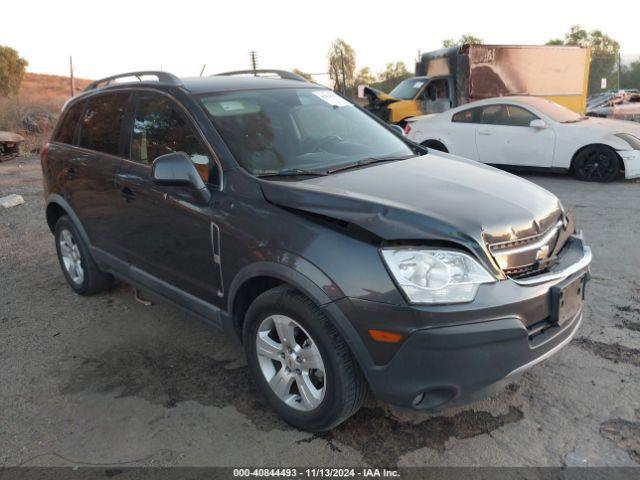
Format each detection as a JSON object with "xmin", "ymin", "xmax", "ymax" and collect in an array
[{"xmin": 1, "ymin": 155, "xmax": 639, "ymax": 468}]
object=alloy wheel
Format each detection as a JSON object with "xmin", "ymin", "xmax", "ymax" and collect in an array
[
  {"xmin": 59, "ymin": 228, "xmax": 84, "ymax": 285},
  {"xmin": 255, "ymin": 314, "xmax": 326, "ymax": 411},
  {"xmin": 577, "ymin": 148, "xmax": 617, "ymax": 181}
]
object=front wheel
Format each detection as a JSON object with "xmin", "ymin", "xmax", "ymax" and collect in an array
[
  {"xmin": 243, "ymin": 286, "xmax": 367, "ymax": 431},
  {"xmin": 573, "ymin": 145, "xmax": 621, "ymax": 182}
]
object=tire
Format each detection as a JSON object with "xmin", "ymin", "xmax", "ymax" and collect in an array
[
  {"xmin": 243, "ymin": 286, "xmax": 367, "ymax": 431},
  {"xmin": 54, "ymin": 216, "xmax": 113, "ymax": 295},
  {"xmin": 572, "ymin": 145, "xmax": 621, "ymax": 182}
]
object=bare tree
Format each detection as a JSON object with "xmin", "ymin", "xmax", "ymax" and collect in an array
[{"xmin": 327, "ymin": 38, "xmax": 356, "ymax": 95}]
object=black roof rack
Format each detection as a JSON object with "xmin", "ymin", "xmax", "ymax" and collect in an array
[
  {"xmin": 84, "ymin": 71, "xmax": 182, "ymax": 92},
  {"xmin": 213, "ymin": 69, "xmax": 308, "ymax": 82}
]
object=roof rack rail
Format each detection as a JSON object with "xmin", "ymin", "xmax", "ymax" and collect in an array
[
  {"xmin": 84, "ymin": 71, "xmax": 182, "ymax": 92},
  {"xmin": 213, "ymin": 69, "xmax": 308, "ymax": 82}
]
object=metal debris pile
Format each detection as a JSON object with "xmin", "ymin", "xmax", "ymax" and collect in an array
[
  {"xmin": 587, "ymin": 90, "xmax": 640, "ymax": 122},
  {"xmin": 0, "ymin": 131, "xmax": 24, "ymax": 162}
]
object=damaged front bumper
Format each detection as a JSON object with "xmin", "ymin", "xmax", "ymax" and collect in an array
[
  {"xmin": 331, "ymin": 235, "xmax": 592, "ymax": 411},
  {"xmin": 618, "ymin": 150, "xmax": 640, "ymax": 179}
]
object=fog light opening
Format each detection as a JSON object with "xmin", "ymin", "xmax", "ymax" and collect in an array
[
  {"xmin": 412, "ymin": 387, "xmax": 457, "ymax": 409},
  {"xmin": 412, "ymin": 392, "xmax": 425, "ymax": 407}
]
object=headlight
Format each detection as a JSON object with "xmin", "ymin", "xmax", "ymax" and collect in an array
[
  {"xmin": 615, "ymin": 133, "xmax": 640, "ymax": 150},
  {"xmin": 381, "ymin": 248, "xmax": 495, "ymax": 304}
]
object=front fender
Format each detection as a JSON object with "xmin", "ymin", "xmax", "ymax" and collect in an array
[
  {"xmin": 225, "ymin": 257, "xmax": 376, "ymax": 370},
  {"xmin": 227, "ymin": 257, "xmax": 342, "ymax": 313}
]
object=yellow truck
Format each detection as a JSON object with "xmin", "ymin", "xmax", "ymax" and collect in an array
[{"xmin": 364, "ymin": 44, "xmax": 591, "ymax": 126}]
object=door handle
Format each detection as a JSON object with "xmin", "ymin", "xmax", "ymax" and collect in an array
[
  {"xmin": 66, "ymin": 167, "xmax": 78, "ymax": 179},
  {"xmin": 478, "ymin": 130, "xmax": 492, "ymax": 136},
  {"xmin": 121, "ymin": 186, "xmax": 136, "ymax": 202}
]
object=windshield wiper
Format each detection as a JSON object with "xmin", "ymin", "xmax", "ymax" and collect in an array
[
  {"xmin": 256, "ymin": 168, "xmax": 328, "ymax": 178},
  {"xmin": 326, "ymin": 155, "xmax": 414, "ymax": 174}
]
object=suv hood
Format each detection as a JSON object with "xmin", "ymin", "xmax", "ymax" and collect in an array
[{"xmin": 260, "ymin": 154, "xmax": 562, "ymax": 268}]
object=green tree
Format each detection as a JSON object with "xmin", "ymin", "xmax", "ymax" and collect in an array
[
  {"xmin": 291, "ymin": 68, "xmax": 314, "ymax": 82},
  {"xmin": 0, "ymin": 45, "xmax": 28, "ymax": 97},
  {"xmin": 354, "ymin": 66, "xmax": 376, "ymax": 86},
  {"xmin": 327, "ymin": 38, "xmax": 356, "ymax": 95},
  {"xmin": 370, "ymin": 62, "xmax": 412, "ymax": 93},
  {"xmin": 442, "ymin": 34, "xmax": 483, "ymax": 48},
  {"xmin": 547, "ymin": 25, "xmax": 620, "ymax": 93},
  {"xmin": 621, "ymin": 61, "xmax": 640, "ymax": 90}
]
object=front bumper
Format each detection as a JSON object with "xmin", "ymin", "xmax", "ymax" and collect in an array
[
  {"xmin": 619, "ymin": 149, "xmax": 640, "ymax": 179},
  {"xmin": 329, "ymin": 236, "xmax": 592, "ymax": 410}
]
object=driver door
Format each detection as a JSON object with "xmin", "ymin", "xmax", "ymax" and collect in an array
[
  {"xmin": 418, "ymin": 78, "xmax": 453, "ymax": 115},
  {"xmin": 114, "ymin": 92, "xmax": 221, "ymax": 304},
  {"xmin": 475, "ymin": 104, "xmax": 555, "ymax": 167}
]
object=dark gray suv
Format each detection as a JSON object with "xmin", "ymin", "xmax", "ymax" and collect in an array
[{"xmin": 40, "ymin": 70, "xmax": 592, "ymax": 431}]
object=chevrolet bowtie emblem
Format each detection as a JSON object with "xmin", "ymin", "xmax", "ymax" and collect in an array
[{"xmin": 536, "ymin": 244, "xmax": 550, "ymax": 261}]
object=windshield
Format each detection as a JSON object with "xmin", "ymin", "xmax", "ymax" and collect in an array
[
  {"xmin": 388, "ymin": 79, "xmax": 426, "ymax": 100},
  {"xmin": 199, "ymin": 88, "xmax": 413, "ymax": 176},
  {"xmin": 526, "ymin": 97, "xmax": 585, "ymax": 123}
]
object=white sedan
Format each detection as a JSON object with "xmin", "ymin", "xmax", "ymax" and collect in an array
[{"xmin": 405, "ymin": 96, "xmax": 640, "ymax": 182}]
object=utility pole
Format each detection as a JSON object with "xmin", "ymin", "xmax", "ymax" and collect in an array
[
  {"xmin": 69, "ymin": 56, "xmax": 76, "ymax": 97},
  {"xmin": 618, "ymin": 51, "xmax": 621, "ymax": 90},
  {"xmin": 339, "ymin": 48, "xmax": 347, "ymax": 96},
  {"xmin": 250, "ymin": 51, "xmax": 259, "ymax": 76}
]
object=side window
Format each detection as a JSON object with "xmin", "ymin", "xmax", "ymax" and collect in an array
[
  {"xmin": 78, "ymin": 92, "xmax": 129, "ymax": 155},
  {"xmin": 452, "ymin": 108, "xmax": 479, "ymax": 123},
  {"xmin": 480, "ymin": 105, "xmax": 508, "ymax": 125},
  {"xmin": 131, "ymin": 94, "xmax": 212, "ymax": 182},
  {"xmin": 480, "ymin": 104, "xmax": 539, "ymax": 127},
  {"xmin": 505, "ymin": 105, "xmax": 538, "ymax": 127},
  {"xmin": 54, "ymin": 101, "xmax": 85, "ymax": 145}
]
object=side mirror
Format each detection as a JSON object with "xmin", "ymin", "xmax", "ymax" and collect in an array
[
  {"xmin": 530, "ymin": 119, "xmax": 547, "ymax": 129},
  {"xmin": 152, "ymin": 152, "xmax": 211, "ymax": 202},
  {"xmin": 390, "ymin": 124, "xmax": 405, "ymax": 136}
]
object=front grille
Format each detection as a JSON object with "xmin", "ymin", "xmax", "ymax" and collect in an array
[
  {"xmin": 488, "ymin": 219, "xmax": 567, "ymax": 280},
  {"xmin": 503, "ymin": 264, "xmax": 548, "ymax": 279}
]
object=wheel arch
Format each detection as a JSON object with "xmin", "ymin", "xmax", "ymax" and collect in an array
[
  {"xmin": 45, "ymin": 194, "xmax": 92, "ymax": 246},
  {"xmin": 570, "ymin": 143, "xmax": 624, "ymax": 173},
  {"xmin": 421, "ymin": 138, "xmax": 449, "ymax": 153},
  {"xmin": 226, "ymin": 261, "xmax": 336, "ymax": 341},
  {"xmin": 224, "ymin": 260, "xmax": 375, "ymax": 371}
]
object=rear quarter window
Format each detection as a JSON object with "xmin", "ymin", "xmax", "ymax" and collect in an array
[
  {"xmin": 452, "ymin": 107, "xmax": 479, "ymax": 123},
  {"xmin": 53, "ymin": 101, "xmax": 85, "ymax": 145},
  {"xmin": 78, "ymin": 92, "xmax": 130, "ymax": 156}
]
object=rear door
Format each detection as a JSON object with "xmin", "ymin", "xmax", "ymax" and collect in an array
[
  {"xmin": 475, "ymin": 104, "xmax": 556, "ymax": 167},
  {"xmin": 113, "ymin": 91, "xmax": 220, "ymax": 304},
  {"xmin": 65, "ymin": 91, "xmax": 131, "ymax": 253}
]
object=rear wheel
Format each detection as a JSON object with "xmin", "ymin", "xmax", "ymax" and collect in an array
[
  {"xmin": 573, "ymin": 145, "xmax": 620, "ymax": 182},
  {"xmin": 243, "ymin": 286, "xmax": 367, "ymax": 431},
  {"xmin": 54, "ymin": 216, "xmax": 113, "ymax": 295}
]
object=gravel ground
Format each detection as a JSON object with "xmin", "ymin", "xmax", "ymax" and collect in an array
[{"xmin": 1, "ymin": 155, "xmax": 639, "ymax": 468}]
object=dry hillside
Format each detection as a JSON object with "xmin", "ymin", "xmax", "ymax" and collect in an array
[{"xmin": 0, "ymin": 72, "xmax": 92, "ymax": 152}]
